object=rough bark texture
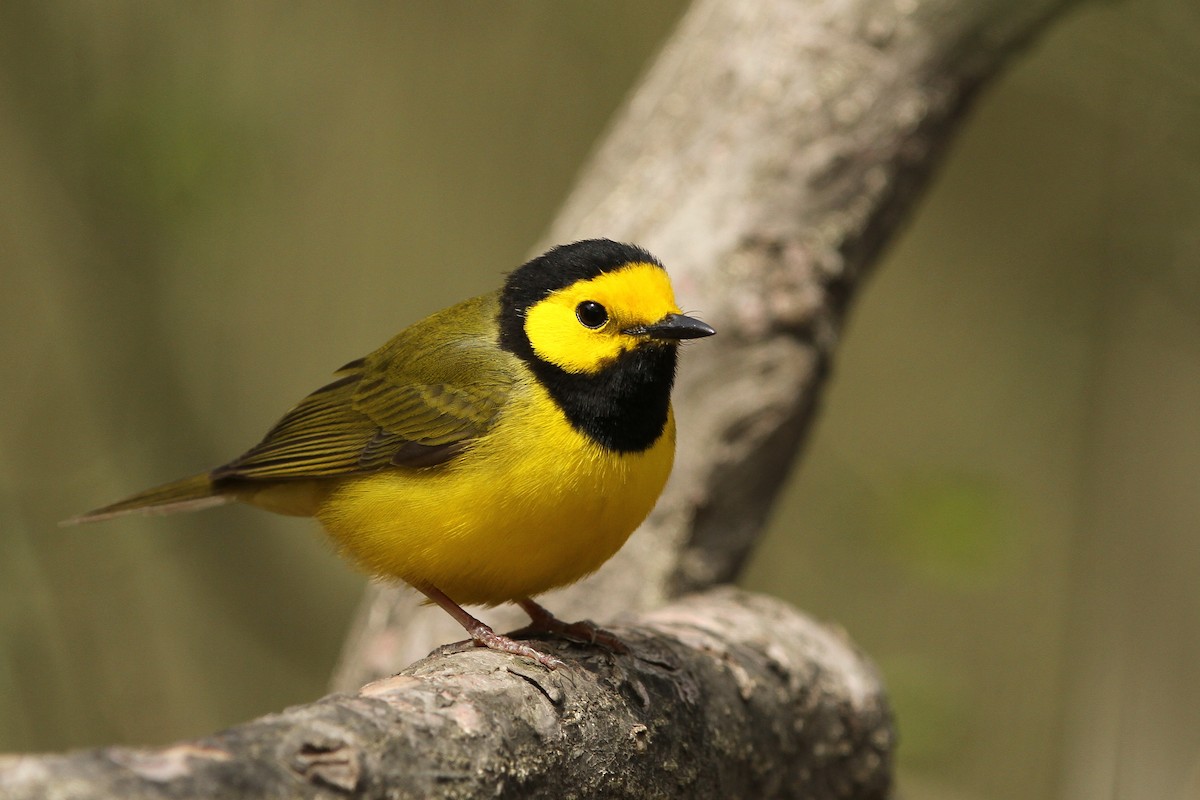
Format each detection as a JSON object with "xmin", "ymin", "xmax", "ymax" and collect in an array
[
  {"xmin": 332, "ymin": 0, "xmax": 1080, "ymax": 688},
  {"xmin": 0, "ymin": 589, "xmax": 892, "ymax": 800}
]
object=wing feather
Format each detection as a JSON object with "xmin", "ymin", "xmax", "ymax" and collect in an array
[{"xmin": 212, "ymin": 293, "xmax": 515, "ymax": 482}]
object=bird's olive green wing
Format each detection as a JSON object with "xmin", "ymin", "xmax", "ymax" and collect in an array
[{"xmin": 212, "ymin": 293, "xmax": 515, "ymax": 482}]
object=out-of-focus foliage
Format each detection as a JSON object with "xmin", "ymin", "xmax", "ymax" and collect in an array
[{"xmin": 1, "ymin": 3, "xmax": 1196, "ymax": 800}]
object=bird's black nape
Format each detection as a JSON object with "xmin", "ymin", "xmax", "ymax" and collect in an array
[{"xmin": 500, "ymin": 240, "xmax": 663, "ymax": 319}]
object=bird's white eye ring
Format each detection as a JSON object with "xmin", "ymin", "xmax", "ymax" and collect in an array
[{"xmin": 575, "ymin": 300, "xmax": 608, "ymax": 329}]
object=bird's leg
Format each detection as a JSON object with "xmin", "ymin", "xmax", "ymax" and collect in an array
[
  {"xmin": 513, "ymin": 597, "xmax": 629, "ymax": 654},
  {"xmin": 418, "ymin": 585, "xmax": 564, "ymax": 669}
]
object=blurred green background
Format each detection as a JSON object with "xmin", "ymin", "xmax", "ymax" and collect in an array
[{"xmin": 1, "ymin": 3, "xmax": 1197, "ymax": 799}]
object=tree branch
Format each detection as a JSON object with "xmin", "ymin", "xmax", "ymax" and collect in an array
[{"xmin": 0, "ymin": 589, "xmax": 891, "ymax": 800}]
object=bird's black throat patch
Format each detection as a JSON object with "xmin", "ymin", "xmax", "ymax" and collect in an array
[{"xmin": 510, "ymin": 338, "xmax": 677, "ymax": 454}]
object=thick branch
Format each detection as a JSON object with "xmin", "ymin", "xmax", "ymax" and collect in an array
[
  {"xmin": 0, "ymin": 590, "xmax": 891, "ymax": 800},
  {"xmin": 334, "ymin": 0, "xmax": 1080, "ymax": 688}
]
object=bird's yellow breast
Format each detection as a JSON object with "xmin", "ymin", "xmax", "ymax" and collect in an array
[{"xmin": 312, "ymin": 379, "xmax": 676, "ymax": 606}]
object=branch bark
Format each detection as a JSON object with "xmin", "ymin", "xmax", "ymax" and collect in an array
[{"xmin": 0, "ymin": 589, "xmax": 892, "ymax": 800}]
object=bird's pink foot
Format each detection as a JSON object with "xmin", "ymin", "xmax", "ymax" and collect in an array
[
  {"xmin": 462, "ymin": 619, "xmax": 565, "ymax": 670},
  {"xmin": 514, "ymin": 598, "xmax": 629, "ymax": 654}
]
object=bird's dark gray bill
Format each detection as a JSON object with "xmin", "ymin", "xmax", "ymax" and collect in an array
[{"xmin": 626, "ymin": 313, "xmax": 716, "ymax": 340}]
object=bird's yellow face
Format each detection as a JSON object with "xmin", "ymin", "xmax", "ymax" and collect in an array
[
  {"xmin": 523, "ymin": 262, "xmax": 681, "ymax": 375},
  {"xmin": 497, "ymin": 240, "xmax": 712, "ymax": 452}
]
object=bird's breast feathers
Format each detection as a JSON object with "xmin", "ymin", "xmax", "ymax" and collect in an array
[{"xmin": 315, "ymin": 380, "xmax": 676, "ymax": 605}]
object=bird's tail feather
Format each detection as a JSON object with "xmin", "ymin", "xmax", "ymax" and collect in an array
[{"xmin": 63, "ymin": 473, "xmax": 230, "ymax": 525}]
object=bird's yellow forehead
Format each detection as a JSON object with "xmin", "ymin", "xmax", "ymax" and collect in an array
[
  {"xmin": 548, "ymin": 262, "xmax": 680, "ymax": 324},
  {"xmin": 523, "ymin": 262, "xmax": 682, "ymax": 375}
]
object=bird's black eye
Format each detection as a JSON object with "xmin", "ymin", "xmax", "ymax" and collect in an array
[{"xmin": 575, "ymin": 300, "xmax": 608, "ymax": 329}]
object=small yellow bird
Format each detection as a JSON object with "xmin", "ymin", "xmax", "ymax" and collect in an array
[{"xmin": 71, "ymin": 239, "xmax": 714, "ymax": 668}]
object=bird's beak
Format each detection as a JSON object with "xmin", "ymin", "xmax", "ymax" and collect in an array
[{"xmin": 623, "ymin": 313, "xmax": 716, "ymax": 340}]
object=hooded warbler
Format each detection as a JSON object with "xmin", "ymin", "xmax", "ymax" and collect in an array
[{"xmin": 71, "ymin": 239, "xmax": 715, "ymax": 668}]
